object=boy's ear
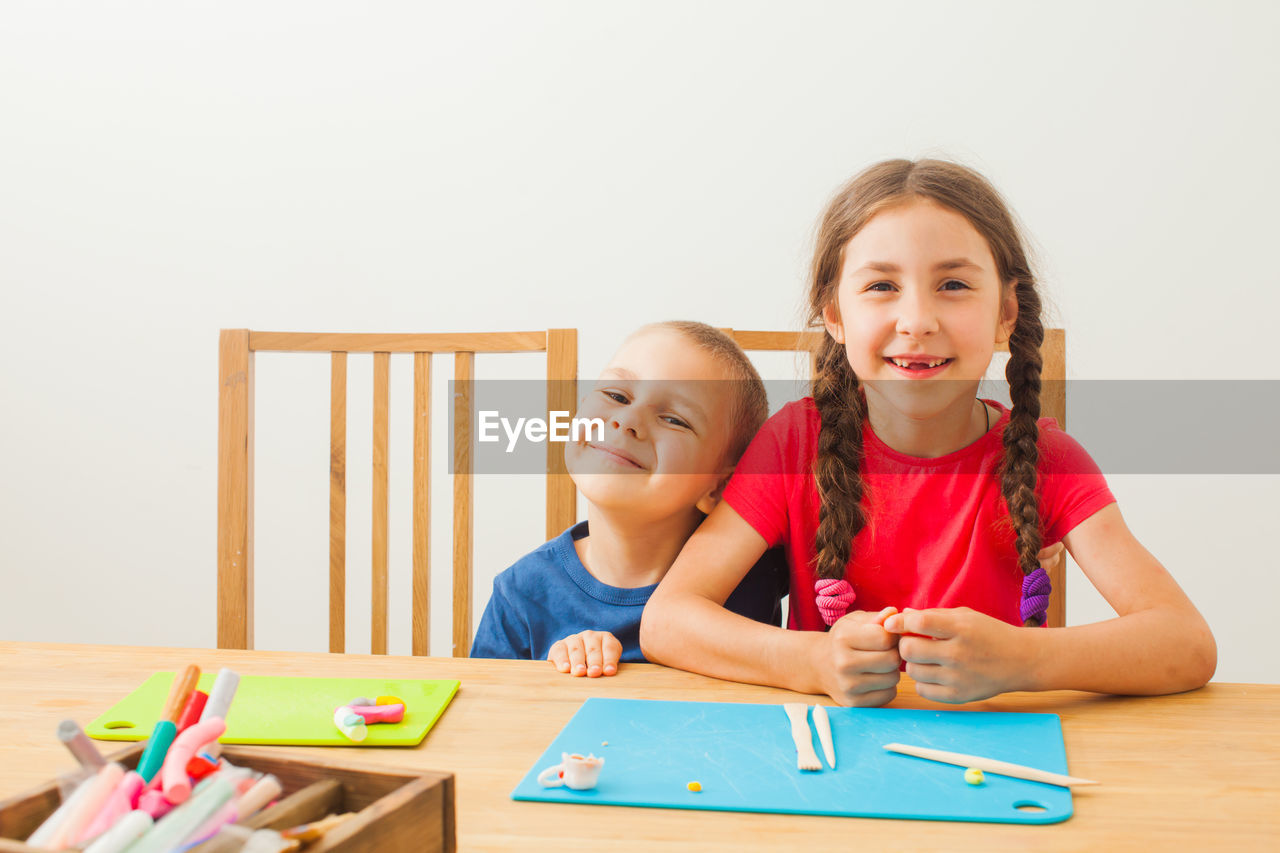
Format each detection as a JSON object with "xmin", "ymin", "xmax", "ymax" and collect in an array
[
  {"xmin": 996, "ymin": 282, "xmax": 1019, "ymax": 344},
  {"xmin": 694, "ymin": 469, "xmax": 735, "ymax": 516},
  {"xmin": 822, "ymin": 302, "xmax": 845, "ymax": 344}
]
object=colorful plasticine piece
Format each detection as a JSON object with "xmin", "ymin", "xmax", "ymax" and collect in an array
[
  {"xmin": 964, "ymin": 767, "xmax": 985, "ymax": 785},
  {"xmin": 333, "ymin": 706, "xmax": 368, "ymax": 742},
  {"xmin": 348, "ymin": 703, "xmax": 404, "ymax": 724}
]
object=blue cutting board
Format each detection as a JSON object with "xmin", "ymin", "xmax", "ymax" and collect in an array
[{"xmin": 513, "ymin": 698, "xmax": 1073, "ymax": 824}]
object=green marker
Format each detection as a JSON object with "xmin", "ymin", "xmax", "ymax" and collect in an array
[{"xmin": 134, "ymin": 720, "xmax": 176, "ymax": 784}]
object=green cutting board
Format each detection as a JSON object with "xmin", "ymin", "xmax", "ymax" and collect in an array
[{"xmin": 85, "ymin": 673, "xmax": 459, "ymax": 747}]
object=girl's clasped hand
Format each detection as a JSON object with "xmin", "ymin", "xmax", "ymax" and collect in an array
[{"xmin": 821, "ymin": 543, "xmax": 1066, "ymax": 706}]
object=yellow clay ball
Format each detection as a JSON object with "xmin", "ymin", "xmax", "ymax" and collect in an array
[
  {"xmin": 687, "ymin": 781, "xmax": 702, "ymax": 792},
  {"xmin": 964, "ymin": 768, "xmax": 984, "ymax": 785}
]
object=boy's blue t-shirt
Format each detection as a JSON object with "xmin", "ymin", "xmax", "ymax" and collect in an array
[{"xmin": 470, "ymin": 521, "xmax": 788, "ymax": 661}]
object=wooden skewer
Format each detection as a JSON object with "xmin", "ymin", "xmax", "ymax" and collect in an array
[{"xmin": 882, "ymin": 743, "xmax": 1099, "ymax": 787}]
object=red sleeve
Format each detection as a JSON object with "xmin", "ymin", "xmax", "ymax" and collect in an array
[
  {"xmin": 722, "ymin": 404, "xmax": 800, "ymax": 548},
  {"xmin": 1037, "ymin": 420, "xmax": 1116, "ymax": 543}
]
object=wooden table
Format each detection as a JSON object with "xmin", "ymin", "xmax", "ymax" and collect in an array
[{"xmin": 1, "ymin": 643, "xmax": 1276, "ymax": 850}]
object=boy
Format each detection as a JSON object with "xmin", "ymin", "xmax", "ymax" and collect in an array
[{"xmin": 470, "ymin": 321, "xmax": 786, "ymax": 675}]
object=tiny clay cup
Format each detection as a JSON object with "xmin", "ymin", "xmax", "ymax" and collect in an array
[{"xmin": 537, "ymin": 752, "xmax": 604, "ymax": 790}]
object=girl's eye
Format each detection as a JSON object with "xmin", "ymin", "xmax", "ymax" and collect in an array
[
  {"xmin": 661, "ymin": 415, "xmax": 692, "ymax": 429},
  {"xmin": 940, "ymin": 279, "xmax": 971, "ymax": 291},
  {"xmin": 602, "ymin": 390, "xmax": 629, "ymax": 404},
  {"xmin": 866, "ymin": 281, "xmax": 897, "ymax": 292}
]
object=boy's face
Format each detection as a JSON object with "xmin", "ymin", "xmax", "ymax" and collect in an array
[{"xmin": 565, "ymin": 328, "xmax": 736, "ymax": 524}]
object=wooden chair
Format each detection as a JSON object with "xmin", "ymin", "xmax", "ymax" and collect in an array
[
  {"xmin": 217, "ymin": 329, "xmax": 578, "ymax": 657},
  {"xmin": 724, "ymin": 328, "xmax": 1067, "ymax": 628}
]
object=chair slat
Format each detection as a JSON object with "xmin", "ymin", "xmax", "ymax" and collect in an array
[
  {"xmin": 545, "ymin": 329, "xmax": 578, "ymax": 540},
  {"xmin": 729, "ymin": 330, "xmax": 825, "ymax": 353},
  {"xmin": 217, "ymin": 328, "xmax": 578, "ymax": 656},
  {"xmin": 1039, "ymin": 329, "xmax": 1066, "ymax": 628},
  {"xmin": 250, "ymin": 331, "xmax": 547, "ymax": 354},
  {"xmin": 329, "ymin": 352, "xmax": 347, "ymax": 653},
  {"xmin": 371, "ymin": 352, "xmax": 391, "ymax": 655},
  {"xmin": 452, "ymin": 353, "xmax": 475, "ymax": 658},
  {"xmin": 412, "ymin": 353, "xmax": 431, "ymax": 656},
  {"xmin": 217, "ymin": 330, "xmax": 254, "ymax": 650}
]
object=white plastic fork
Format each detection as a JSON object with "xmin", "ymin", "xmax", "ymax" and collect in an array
[{"xmin": 783, "ymin": 703, "xmax": 822, "ymax": 771}]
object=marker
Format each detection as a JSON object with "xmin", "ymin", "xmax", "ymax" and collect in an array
[
  {"xmin": 47, "ymin": 762, "xmax": 124, "ymax": 849},
  {"xmin": 235, "ymin": 774, "xmax": 282, "ymax": 820},
  {"xmin": 25, "ymin": 773, "xmax": 95, "ymax": 847},
  {"xmin": 127, "ymin": 775, "xmax": 238, "ymax": 853},
  {"xmin": 198, "ymin": 669, "xmax": 239, "ymax": 759},
  {"xmin": 160, "ymin": 665, "xmax": 201, "ymax": 724},
  {"xmin": 80, "ymin": 770, "xmax": 145, "ymax": 841},
  {"xmin": 82, "ymin": 809, "xmax": 153, "ymax": 853},
  {"xmin": 135, "ymin": 720, "xmax": 177, "ymax": 784},
  {"xmin": 57, "ymin": 719, "xmax": 107, "ymax": 770},
  {"xmin": 175, "ymin": 690, "xmax": 209, "ymax": 733},
  {"xmin": 199, "ymin": 669, "xmax": 240, "ymax": 725}
]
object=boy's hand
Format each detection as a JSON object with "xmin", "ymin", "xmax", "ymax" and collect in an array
[
  {"xmin": 818, "ymin": 606, "xmax": 902, "ymax": 707},
  {"xmin": 883, "ymin": 607, "xmax": 1025, "ymax": 703},
  {"xmin": 548, "ymin": 630, "xmax": 623, "ymax": 677},
  {"xmin": 1037, "ymin": 541, "xmax": 1066, "ymax": 576}
]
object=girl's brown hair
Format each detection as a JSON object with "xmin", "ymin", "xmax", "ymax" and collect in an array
[{"xmin": 807, "ymin": 159, "xmax": 1048, "ymax": 626}]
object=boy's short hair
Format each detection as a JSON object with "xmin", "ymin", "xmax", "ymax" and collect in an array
[{"xmin": 639, "ymin": 321, "xmax": 769, "ymax": 466}]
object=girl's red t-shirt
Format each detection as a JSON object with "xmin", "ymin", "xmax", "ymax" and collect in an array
[{"xmin": 722, "ymin": 398, "xmax": 1116, "ymax": 630}]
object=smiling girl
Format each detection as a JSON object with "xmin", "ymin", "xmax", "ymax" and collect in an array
[{"xmin": 641, "ymin": 159, "xmax": 1216, "ymax": 705}]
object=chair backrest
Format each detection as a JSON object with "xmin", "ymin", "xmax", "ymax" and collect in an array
[
  {"xmin": 724, "ymin": 328, "xmax": 1067, "ymax": 628},
  {"xmin": 217, "ymin": 329, "xmax": 578, "ymax": 657}
]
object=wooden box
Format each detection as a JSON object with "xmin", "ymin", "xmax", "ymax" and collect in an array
[{"xmin": 0, "ymin": 745, "xmax": 455, "ymax": 852}]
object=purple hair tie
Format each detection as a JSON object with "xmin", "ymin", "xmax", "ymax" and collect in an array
[{"xmin": 1019, "ymin": 567, "xmax": 1052, "ymax": 625}]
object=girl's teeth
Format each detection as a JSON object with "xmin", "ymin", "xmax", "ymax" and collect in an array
[{"xmin": 891, "ymin": 358, "xmax": 947, "ymax": 369}]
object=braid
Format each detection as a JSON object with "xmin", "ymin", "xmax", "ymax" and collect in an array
[
  {"xmin": 998, "ymin": 281, "xmax": 1048, "ymax": 626},
  {"xmin": 810, "ymin": 337, "xmax": 868, "ymax": 625}
]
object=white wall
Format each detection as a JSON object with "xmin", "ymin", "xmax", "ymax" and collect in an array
[{"xmin": 2, "ymin": 1, "xmax": 1276, "ymax": 683}]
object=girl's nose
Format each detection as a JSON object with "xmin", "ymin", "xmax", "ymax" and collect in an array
[{"xmin": 896, "ymin": 289, "xmax": 939, "ymax": 338}]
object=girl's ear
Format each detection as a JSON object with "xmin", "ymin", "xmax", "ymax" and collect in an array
[
  {"xmin": 996, "ymin": 281, "xmax": 1019, "ymax": 343},
  {"xmin": 822, "ymin": 301, "xmax": 846, "ymax": 344}
]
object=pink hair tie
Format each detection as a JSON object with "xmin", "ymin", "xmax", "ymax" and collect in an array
[{"xmin": 814, "ymin": 578, "xmax": 856, "ymax": 626}]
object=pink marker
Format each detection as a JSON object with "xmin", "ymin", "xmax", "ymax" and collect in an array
[
  {"xmin": 160, "ymin": 716, "xmax": 226, "ymax": 804},
  {"xmin": 137, "ymin": 788, "xmax": 174, "ymax": 819},
  {"xmin": 235, "ymin": 774, "xmax": 282, "ymax": 820},
  {"xmin": 47, "ymin": 762, "xmax": 123, "ymax": 849},
  {"xmin": 348, "ymin": 703, "xmax": 404, "ymax": 724},
  {"xmin": 79, "ymin": 770, "xmax": 144, "ymax": 842}
]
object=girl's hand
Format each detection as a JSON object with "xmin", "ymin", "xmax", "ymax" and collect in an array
[
  {"xmin": 817, "ymin": 606, "xmax": 902, "ymax": 707},
  {"xmin": 548, "ymin": 630, "xmax": 623, "ymax": 677},
  {"xmin": 882, "ymin": 607, "xmax": 1026, "ymax": 703}
]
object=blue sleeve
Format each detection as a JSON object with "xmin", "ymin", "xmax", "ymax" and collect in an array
[{"xmin": 470, "ymin": 581, "xmax": 532, "ymax": 660}]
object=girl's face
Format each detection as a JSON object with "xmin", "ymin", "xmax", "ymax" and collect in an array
[{"xmin": 823, "ymin": 197, "xmax": 1018, "ymax": 423}]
